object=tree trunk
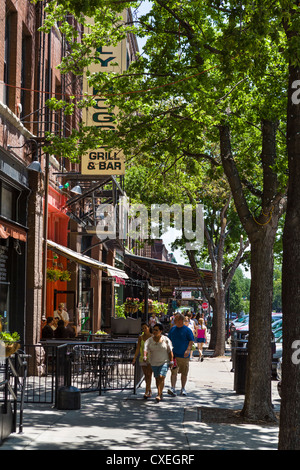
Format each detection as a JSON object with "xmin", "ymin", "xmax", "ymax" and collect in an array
[
  {"xmin": 278, "ymin": 63, "xmax": 300, "ymax": 449},
  {"xmin": 241, "ymin": 232, "xmax": 277, "ymax": 421},
  {"xmin": 213, "ymin": 290, "xmax": 226, "ymax": 356},
  {"xmin": 219, "ymin": 122, "xmax": 282, "ymax": 422}
]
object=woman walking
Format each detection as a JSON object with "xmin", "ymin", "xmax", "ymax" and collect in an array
[
  {"xmin": 144, "ymin": 323, "xmax": 173, "ymax": 402},
  {"xmin": 132, "ymin": 322, "xmax": 153, "ymax": 398},
  {"xmin": 196, "ymin": 318, "xmax": 207, "ymax": 361}
]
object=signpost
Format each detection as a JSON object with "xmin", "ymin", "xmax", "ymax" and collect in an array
[{"xmin": 82, "ymin": 18, "xmax": 127, "ymax": 176}]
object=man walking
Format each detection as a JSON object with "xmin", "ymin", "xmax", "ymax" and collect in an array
[{"xmin": 167, "ymin": 313, "xmax": 194, "ymax": 396}]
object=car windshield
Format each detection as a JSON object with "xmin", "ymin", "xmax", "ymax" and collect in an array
[
  {"xmin": 235, "ymin": 315, "xmax": 249, "ymax": 324},
  {"xmin": 274, "ymin": 329, "xmax": 282, "ymax": 339}
]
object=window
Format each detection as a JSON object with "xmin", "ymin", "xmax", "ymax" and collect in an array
[
  {"xmin": 4, "ymin": 4, "xmax": 17, "ymax": 111},
  {"xmin": 1, "ymin": 186, "xmax": 14, "ymax": 220},
  {"xmin": 4, "ymin": 13, "xmax": 11, "ymax": 105},
  {"xmin": 21, "ymin": 30, "xmax": 32, "ymax": 122}
]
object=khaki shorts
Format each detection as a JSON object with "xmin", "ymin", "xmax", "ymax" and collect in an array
[{"xmin": 171, "ymin": 356, "xmax": 189, "ymax": 376}]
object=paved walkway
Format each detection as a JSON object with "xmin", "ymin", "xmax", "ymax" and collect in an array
[{"xmin": 0, "ymin": 354, "xmax": 280, "ymax": 451}]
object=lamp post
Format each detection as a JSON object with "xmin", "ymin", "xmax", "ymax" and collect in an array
[
  {"xmin": 26, "ymin": 140, "xmax": 49, "ymax": 322},
  {"xmin": 42, "ymin": 153, "xmax": 49, "ymax": 321}
]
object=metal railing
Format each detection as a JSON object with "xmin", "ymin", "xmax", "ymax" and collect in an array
[
  {"xmin": 20, "ymin": 340, "xmax": 144, "ymax": 405},
  {"xmin": 0, "ymin": 352, "xmax": 27, "ymax": 442}
]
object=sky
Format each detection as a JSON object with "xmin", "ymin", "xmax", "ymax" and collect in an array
[{"xmin": 134, "ymin": 0, "xmax": 152, "ymax": 53}]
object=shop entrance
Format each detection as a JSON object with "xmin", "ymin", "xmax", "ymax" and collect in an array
[
  {"xmin": 54, "ymin": 289, "xmax": 76, "ymax": 326},
  {"xmin": 80, "ymin": 288, "xmax": 93, "ymax": 331}
]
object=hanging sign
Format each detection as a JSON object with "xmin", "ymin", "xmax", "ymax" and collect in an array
[{"xmin": 81, "ymin": 17, "xmax": 127, "ymax": 175}]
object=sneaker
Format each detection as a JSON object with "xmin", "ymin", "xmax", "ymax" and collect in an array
[
  {"xmin": 167, "ymin": 387, "xmax": 176, "ymax": 396},
  {"xmin": 180, "ymin": 388, "xmax": 187, "ymax": 396}
]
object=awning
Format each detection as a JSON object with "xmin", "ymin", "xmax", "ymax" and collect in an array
[
  {"xmin": 0, "ymin": 219, "xmax": 27, "ymax": 242},
  {"xmin": 124, "ymin": 252, "xmax": 212, "ymax": 288},
  {"xmin": 47, "ymin": 239, "xmax": 128, "ymax": 279}
]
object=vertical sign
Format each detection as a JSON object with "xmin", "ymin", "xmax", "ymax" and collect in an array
[{"xmin": 81, "ymin": 17, "xmax": 127, "ymax": 175}]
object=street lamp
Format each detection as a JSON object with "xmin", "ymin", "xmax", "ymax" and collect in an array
[{"xmin": 71, "ymin": 184, "xmax": 82, "ymax": 195}]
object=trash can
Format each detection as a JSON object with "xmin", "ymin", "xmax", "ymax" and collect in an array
[
  {"xmin": 56, "ymin": 352, "xmax": 81, "ymax": 410},
  {"xmin": 234, "ymin": 347, "xmax": 248, "ymax": 394},
  {"xmin": 57, "ymin": 386, "xmax": 81, "ymax": 410}
]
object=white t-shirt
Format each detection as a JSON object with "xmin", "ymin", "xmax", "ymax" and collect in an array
[
  {"xmin": 144, "ymin": 335, "xmax": 172, "ymax": 366},
  {"xmin": 54, "ymin": 309, "xmax": 69, "ymax": 323}
]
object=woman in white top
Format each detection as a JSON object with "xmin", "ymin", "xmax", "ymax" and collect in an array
[
  {"xmin": 144, "ymin": 323, "xmax": 173, "ymax": 402},
  {"xmin": 132, "ymin": 322, "xmax": 153, "ymax": 399}
]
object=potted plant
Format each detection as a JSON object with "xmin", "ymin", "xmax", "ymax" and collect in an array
[
  {"xmin": 153, "ymin": 301, "xmax": 168, "ymax": 316},
  {"xmin": 95, "ymin": 330, "xmax": 108, "ymax": 336},
  {"xmin": 0, "ymin": 331, "xmax": 20, "ymax": 357},
  {"xmin": 115, "ymin": 295, "xmax": 126, "ymax": 318},
  {"xmin": 123, "ymin": 297, "xmax": 140, "ymax": 314},
  {"xmin": 139, "ymin": 299, "xmax": 154, "ymax": 314},
  {"xmin": 115, "ymin": 303, "xmax": 126, "ymax": 318},
  {"xmin": 46, "ymin": 267, "xmax": 71, "ymax": 282}
]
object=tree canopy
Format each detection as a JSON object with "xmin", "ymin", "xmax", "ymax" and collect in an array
[{"xmin": 38, "ymin": 0, "xmax": 300, "ymax": 444}]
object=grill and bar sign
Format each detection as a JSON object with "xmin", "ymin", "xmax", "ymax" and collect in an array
[{"xmin": 81, "ymin": 17, "xmax": 126, "ymax": 175}]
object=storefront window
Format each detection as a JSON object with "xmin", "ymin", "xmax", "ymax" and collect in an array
[
  {"xmin": 0, "ymin": 239, "xmax": 10, "ymax": 331},
  {"xmin": 1, "ymin": 185, "xmax": 14, "ymax": 220}
]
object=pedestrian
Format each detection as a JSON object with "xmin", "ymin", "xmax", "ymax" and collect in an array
[
  {"xmin": 41, "ymin": 317, "xmax": 54, "ymax": 339},
  {"xmin": 206, "ymin": 313, "xmax": 212, "ymax": 333},
  {"xmin": 54, "ymin": 319, "xmax": 69, "ymax": 338},
  {"xmin": 196, "ymin": 318, "xmax": 207, "ymax": 361},
  {"xmin": 168, "ymin": 313, "xmax": 194, "ymax": 396},
  {"xmin": 144, "ymin": 323, "xmax": 173, "ymax": 402},
  {"xmin": 53, "ymin": 303, "xmax": 69, "ymax": 326},
  {"xmin": 184, "ymin": 314, "xmax": 196, "ymax": 359},
  {"xmin": 132, "ymin": 322, "xmax": 153, "ymax": 399},
  {"xmin": 149, "ymin": 312, "xmax": 159, "ymax": 328},
  {"xmin": 170, "ymin": 312, "xmax": 177, "ymax": 328}
]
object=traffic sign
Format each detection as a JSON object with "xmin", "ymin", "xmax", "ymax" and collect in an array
[{"xmin": 202, "ymin": 302, "xmax": 208, "ymax": 310}]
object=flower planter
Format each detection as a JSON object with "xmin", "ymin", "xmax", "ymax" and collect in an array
[
  {"xmin": 5, "ymin": 343, "xmax": 20, "ymax": 357},
  {"xmin": 140, "ymin": 305, "xmax": 153, "ymax": 314},
  {"xmin": 125, "ymin": 305, "xmax": 138, "ymax": 314}
]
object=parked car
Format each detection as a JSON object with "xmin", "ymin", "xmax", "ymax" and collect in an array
[
  {"xmin": 271, "ymin": 333, "xmax": 283, "ymax": 377},
  {"xmin": 272, "ymin": 318, "xmax": 282, "ymax": 329},
  {"xmin": 232, "ymin": 314, "xmax": 249, "ymax": 326},
  {"xmin": 176, "ymin": 307, "xmax": 192, "ymax": 315},
  {"xmin": 277, "ymin": 356, "xmax": 282, "ymax": 397}
]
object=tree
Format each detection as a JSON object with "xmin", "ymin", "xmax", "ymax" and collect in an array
[
  {"xmin": 38, "ymin": 0, "xmax": 300, "ymax": 433},
  {"xmin": 278, "ymin": 3, "xmax": 300, "ymax": 450},
  {"xmin": 186, "ymin": 197, "xmax": 250, "ymax": 356},
  {"xmin": 104, "ymin": 0, "xmax": 287, "ymax": 423},
  {"xmin": 229, "ymin": 268, "xmax": 250, "ymax": 316},
  {"xmin": 272, "ymin": 264, "xmax": 282, "ymax": 313},
  {"xmin": 124, "ymin": 162, "xmax": 249, "ymax": 356}
]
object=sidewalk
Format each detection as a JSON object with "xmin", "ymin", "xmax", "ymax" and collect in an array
[{"xmin": 0, "ymin": 354, "xmax": 280, "ymax": 451}]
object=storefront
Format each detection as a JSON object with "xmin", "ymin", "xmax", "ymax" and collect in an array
[
  {"xmin": 46, "ymin": 239, "xmax": 128, "ymax": 334},
  {"xmin": 0, "ymin": 150, "xmax": 30, "ymax": 342}
]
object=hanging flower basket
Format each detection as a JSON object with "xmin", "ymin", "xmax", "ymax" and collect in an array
[
  {"xmin": 124, "ymin": 298, "xmax": 139, "ymax": 314},
  {"xmin": 47, "ymin": 268, "xmax": 71, "ymax": 282},
  {"xmin": 139, "ymin": 299, "xmax": 154, "ymax": 314},
  {"xmin": 5, "ymin": 343, "xmax": 20, "ymax": 357},
  {"xmin": 0, "ymin": 331, "xmax": 20, "ymax": 357}
]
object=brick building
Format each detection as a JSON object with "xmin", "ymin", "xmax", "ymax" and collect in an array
[{"xmin": 0, "ymin": 1, "xmax": 135, "ymax": 345}]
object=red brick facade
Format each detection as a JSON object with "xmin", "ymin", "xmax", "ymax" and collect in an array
[{"xmin": 0, "ymin": 2, "xmax": 138, "ymax": 345}]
